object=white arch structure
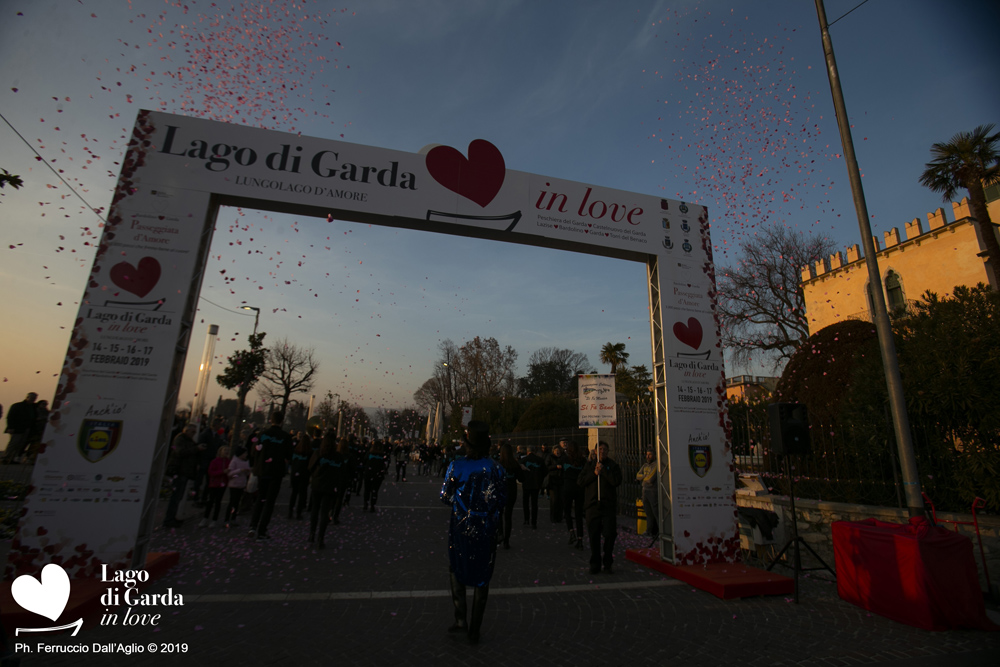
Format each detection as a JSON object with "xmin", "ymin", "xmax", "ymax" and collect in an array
[{"xmin": 7, "ymin": 111, "xmax": 738, "ymax": 579}]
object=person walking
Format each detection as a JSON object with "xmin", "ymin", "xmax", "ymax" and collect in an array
[
  {"xmin": 163, "ymin": 423, "xmax": 202, "ymax": 528},
  {"xmin": 200, "ymin": 445, "xmax": 231, "ymax": 528},
  {"xmin": 497, "ymin": 442, "xmax": 523, "ymax": 550},
  {"xmin": 308, "ymin": 431, "xmax": 346, "ymax": 548},
  {"xmin": 578, "ymin": 441, "xmax": 622, "ymax": 574},
  {"xmin": 561, "ymin": 439, "xmax": 586, "ymax": 549},
  {"xmin": 545, "ymin": 444, "xmax": 564, "ymax": 524},
  {"xmin": 394, "ymin": 440, "xmax": 410, "ymax": 482},
  {"xmin": 441, "ymin": 421, "xmax": 506, "ymax": 644},
  {"xmin": 363, "ymin": 439, "xmax": 390, "ymax": 512},
  {"xmin": 520, "ymin": 445, "xmax": 545, "ymax": 529},
  {"xmin": 248, "ymin": 411, "xmax": 293, "ymax": 540},
  {"xmin": 225, "ymin": 447, "xmax": 251, "ymax": 526},
  {"xmin": 288, "ymin": 432, "xmax": 312, "ymax": 520}
]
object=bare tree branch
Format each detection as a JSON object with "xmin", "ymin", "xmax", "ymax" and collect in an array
[{"xmin": 718, "ymin": 224, "xmax": 835, "ymax": 368}]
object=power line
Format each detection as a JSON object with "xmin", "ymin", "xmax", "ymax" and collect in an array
[
  {"xmin": 0, "ymin": 111, "xmax": 108, "ymax": 224},
  {"xmin": 829, "ymin": 0, "xmax": 870, "ymax": 27},
  {"xmin": 199, "ymin": 296, "xmax": 258, "ymax": 318}
]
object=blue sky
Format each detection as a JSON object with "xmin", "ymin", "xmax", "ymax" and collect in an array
[{"xmin": 1, "ymin": 0, "xmax": 998, "ymax": 416}]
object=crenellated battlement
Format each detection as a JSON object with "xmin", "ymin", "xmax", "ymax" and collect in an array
[{"xmin": 803, "ymin": 197, "xmax": 973, "ymax": 280}]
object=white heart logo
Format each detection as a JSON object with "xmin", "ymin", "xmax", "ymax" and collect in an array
[{"xmin": 11, "ymin": 563, "xmax": 71, "ymax": 622}]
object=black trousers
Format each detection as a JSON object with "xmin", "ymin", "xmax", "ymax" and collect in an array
[
  {"xmin": 249, "ymin": 477, "xmax": 282, "ymax": 536},
  {"xmin": 522, "ymin": 488, "xmax": 539, "ymax": 526},
  {"xmin": 500, "ymin": 485, "xmax": 518, "ymax": 545},
  {"xmin": 587, "ymin": 513, "xmax": 617, "ymax": 569},
  {"xmin": 564, "ymin": 485, "xmax": 584, "ymax": 536},
  {"xmin": 309, "ymin": 489, "xmax": 336, "ymax": 543}
]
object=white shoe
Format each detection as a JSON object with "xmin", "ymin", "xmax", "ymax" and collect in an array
[{"xmin": 198, "ymin": 518, "xmax": 208, "ymax": 528}]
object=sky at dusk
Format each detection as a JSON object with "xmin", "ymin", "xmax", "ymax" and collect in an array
[{"xmin": 1, "ymin": 0, "xmax": 998, "ymax": 419}]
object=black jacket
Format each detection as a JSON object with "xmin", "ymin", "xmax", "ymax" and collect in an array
[
  {"xmin": 578, "ymin": 455, "xmax": 622, "ymax": 520},
  {"xmin": 253, "ymin": 424, "xmax": 293, "ymax": 479}
]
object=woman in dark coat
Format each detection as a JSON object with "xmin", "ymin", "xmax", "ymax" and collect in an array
[
  {"xmin": 308, "ymin": 431, "xmax": 345, "ymax": 548},
  {"xmin": 497, "ymin": 442, "xmax": 523, "ymax": 550},
  {"xmin": 440, "ymin": 421, "xmax": 506, "ymax": 644}
]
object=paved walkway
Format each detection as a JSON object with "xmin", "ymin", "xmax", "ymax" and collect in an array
[{"xmin": 12, "ymin": 473, "xmax": 1000, "ymax": 665}]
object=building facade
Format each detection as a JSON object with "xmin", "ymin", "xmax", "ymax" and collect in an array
[{"xmin": 801, "ymin": 196, "xmax": 1000, "ymax": 335}]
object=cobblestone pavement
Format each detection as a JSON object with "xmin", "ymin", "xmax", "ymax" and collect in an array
[{"xmin": 10, "ymin": 474, "xmax": 1000, "ymax": 666}]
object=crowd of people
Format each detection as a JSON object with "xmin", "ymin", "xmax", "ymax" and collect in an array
[{"xmin": 159, "ymin": 411, "xmax": 446, "ymax": 548}]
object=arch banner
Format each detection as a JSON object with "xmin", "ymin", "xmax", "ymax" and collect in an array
[{"xmin": 8, "ymin": 110, "xmax": 737, "ymax": 579}]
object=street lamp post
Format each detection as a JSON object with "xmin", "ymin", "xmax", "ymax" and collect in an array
[
  {"xmin": 241, "ymin": 306, "xmax": 261, "ymax": 336},
  {"xmin": 814, "ymin": 0, "xmax": 924, "ymax": 518}
]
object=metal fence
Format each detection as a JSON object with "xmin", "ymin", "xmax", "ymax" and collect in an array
[{"xmin": 497, "ymin": 397, "xmax": 989, "ymax": 517}]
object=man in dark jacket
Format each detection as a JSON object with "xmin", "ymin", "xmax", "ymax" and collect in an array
[
  {"xmin": 520, "ymin": 446, "xmax": 546, "ymax": 529},
  {"xmin": 4, "ymin": 392, "xmax": 37, "ymax": 464},
  {"xmin": 578, "ymin": 441, "xmax": 622, "ymax": 574},
  {"xmin": 248, "ymin": 411, "xmax": 293, "ymax": 539},
  {"xmin": 163, "ymin": 423, "xmax": 201, "ymax": 528}
]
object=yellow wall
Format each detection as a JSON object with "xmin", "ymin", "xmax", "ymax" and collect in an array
[{"xmin": 802, "ymin": 200, "xmax": 991, "ymax": 335}]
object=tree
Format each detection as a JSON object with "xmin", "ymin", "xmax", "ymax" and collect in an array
[
  {"xmin": 513, "ymin": 394, "xmax": 578, "ymax": 431},
  {"xmin": 257, "ymin": 337, "xmax": 319, "ymax": 418},
  {"xmin": 215, "ymin": 332, "xmax": 267, "ymax": 447},
  {"xmin": 0, "ymin": 169, "xmax": 23, "ymax": 191},
  {"xmin": 599, "ymin": 342, "xmax": 629, "ymax": 374},
  {"xmin": 518, "ymin": 347, "xmax": 593, "ymax": 397},
  {"xmin": 615, "ymin": 364, "xmax": 653, "ymax": 401},
  {"xmin": 919, "ymin": 123, "xmax": 1000, "ymax": 287},
  {"xmin": 450, "ymin": 336, "xmax": 518, "ymax": 402},
  {"xmin": 413, "ymin": 376, "xmax": 446, "ymax": 414},
  {"xmin": 717, "ymin": 224, "xmax": 835, "ymax": 367}
]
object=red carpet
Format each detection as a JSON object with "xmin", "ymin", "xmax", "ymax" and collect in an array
[
  {"xmin": 626, "ymin": 548, "xmax": 794, "ymax": 599},
  {"xmin": 1, "ymin": 551, "xmax": 179, "ymax": 632}
]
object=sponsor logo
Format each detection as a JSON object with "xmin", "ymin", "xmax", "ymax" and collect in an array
[
  {"xmin": 689, "ymin": 445, "xmax": 712, "ymax": 478},
  {"xmin": 77, "ymin": 420, "xmax": 122, "ymax": 463}
]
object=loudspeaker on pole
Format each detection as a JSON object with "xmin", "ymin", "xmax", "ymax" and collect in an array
[{"xmin": 768, "ymin": 403, "xmax": 811, "ymax": 456}]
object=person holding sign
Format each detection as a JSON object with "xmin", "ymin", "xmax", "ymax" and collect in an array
[{"xmin": 578, "ymin": 441, "xmax": 622, "ymax": 574}]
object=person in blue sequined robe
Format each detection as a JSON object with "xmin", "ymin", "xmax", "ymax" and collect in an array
[{"xmin": 440, "ymin": 420, "xmax": 506, "ymax": 644}]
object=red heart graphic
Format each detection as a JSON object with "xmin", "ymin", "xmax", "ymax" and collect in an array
[
  {"xmin": 553, "ymin": 225, "xmax": 558, "ymax": 229},
  {"xmin": 109, "ymin": 257, "xmax": 161, "ymax": 298},
  {"xmin": 425, "ymin": 139, "xmax": 505, "ymax": 208},
  {"xmin": 673, "ymin": 317, "xmax": 703, "ymax": 349}
]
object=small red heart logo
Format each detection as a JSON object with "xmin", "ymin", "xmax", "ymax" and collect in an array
[
  {"xmin": 584, "ymin": 230, "xmax": 589, "ymax": 233},
  {"xmin": 587, "ymin": 223, "xmax": 592, "ymax": 227},
  {"xmin": 109, "ymin": 256, "xmax": 161, "ymax": 298},
  {"xmin": 673, "ymin": 317, "xmax": 703, "ymax": 349},
  {"xmin": 605, "ymin": 233, "xmax": 610, "ymax": 236},
  {"xmin": 425, "ymin": 140, "xmax": 505, "ymax": 208},
  {"xmin": 553, "ymin": 225, "xmax": 558, "ymax": 229}
]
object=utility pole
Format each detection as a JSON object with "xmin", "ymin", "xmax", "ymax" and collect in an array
[{"xmin": 814, "ymin": 0, "xmax": 924, "ymax": 518}]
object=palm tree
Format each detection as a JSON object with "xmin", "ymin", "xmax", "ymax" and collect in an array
[
  {"xmin": 599, "ymin": 342, "xmax": 629, "ymax": 374},
  {"xmin": 919, "ymin": 123, "xmax": 1000, "ymax": 287}
]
